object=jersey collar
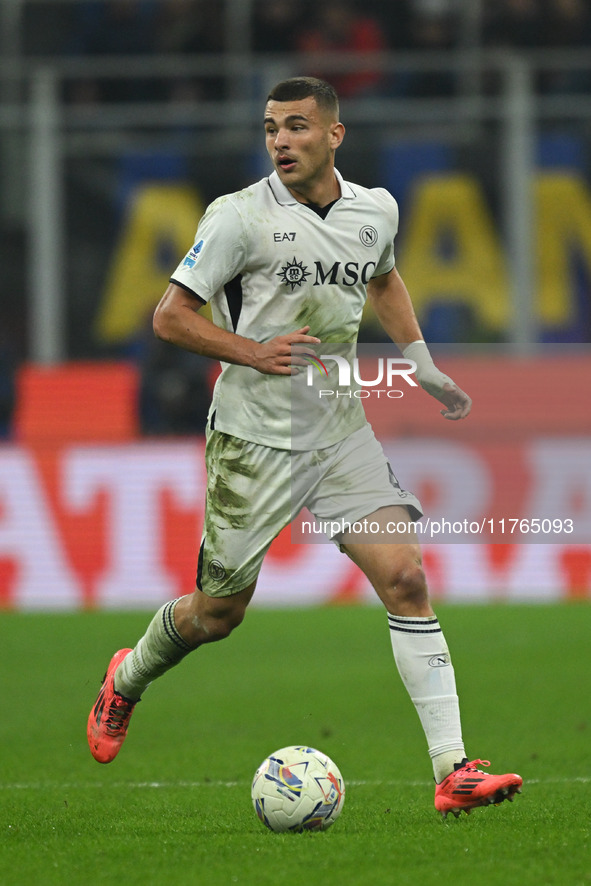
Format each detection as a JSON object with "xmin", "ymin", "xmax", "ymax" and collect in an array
[{"xmin": 268, "ymin": 168, "xmax": 355, "ymax": 206}]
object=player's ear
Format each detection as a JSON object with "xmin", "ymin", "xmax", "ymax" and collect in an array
[{"xmin": 330, "ymin": 122, "xmax": 345, "ymax": 150}]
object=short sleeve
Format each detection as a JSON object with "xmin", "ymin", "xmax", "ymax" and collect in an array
[
  {"xmin": 170, "ymin": 196, "xmax": 247, "ymax": 303},
  {"xmin": 371, "ymin": 187, "xmax": 399, "ymax": 277}
]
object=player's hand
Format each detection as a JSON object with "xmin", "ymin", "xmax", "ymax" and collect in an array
[
  {"xmin": 250, "ymin": 326, "xmax": 321, "ymax": 375},
  {"xmin": 434, "ymin": 381, "xmax": 472, "ymax": 420},
  {"xmin": 416, "ymin": 364, "xmax": 472, "ymax": 420}
]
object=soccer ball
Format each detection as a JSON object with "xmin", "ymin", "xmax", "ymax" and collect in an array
[{"xmin": 251, "ymin": 745, "xmax": 345, "ymax": 833}]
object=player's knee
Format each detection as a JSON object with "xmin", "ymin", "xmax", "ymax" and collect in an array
[
  {"xmin": 191, "ymin": 603, "xmax": 245, "ymax": 644},
  {"xmin": 206, "ymin": 606, "xmax": 245, "ymax": 642},
  {"xmin": 385, "ymin": 562, "xmax": 429, "ymax": 611},
  {"xmin": 178, "ymin": 593, "xmax": 248, "ymax": 646}
]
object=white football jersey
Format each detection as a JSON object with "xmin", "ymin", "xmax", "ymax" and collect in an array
[{"xmin": 171, "ymin": 169, "xmax": 398, "ymax": 450}]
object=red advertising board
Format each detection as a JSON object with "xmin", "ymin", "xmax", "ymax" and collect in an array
[{"xmin": 2, "ymin": 357, "xmax": 590, "ymax": 609}]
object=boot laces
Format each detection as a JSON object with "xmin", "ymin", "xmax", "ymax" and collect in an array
[
  {"xmin": 461, "ymin": 759, "xmax": 491, "ymax": 774},
  {"xmin": 105, "ymin": 695, "xmax": 134, "ymax": 736}
]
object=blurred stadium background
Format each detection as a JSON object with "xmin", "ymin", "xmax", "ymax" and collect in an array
[{"xmin": 0, "ymin": 0, "xmax": 590, "ymax": 609}]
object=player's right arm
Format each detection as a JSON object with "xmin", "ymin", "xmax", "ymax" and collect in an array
[{"xmin": 153, "ymin": 282, "xmax": 319, "ymax": 376}]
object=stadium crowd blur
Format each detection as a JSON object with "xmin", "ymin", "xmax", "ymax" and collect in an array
[
  {"xmin": 47, "ymin": 0, "xmax": 591, "ymax": 103},
  {"xmin": 4, "ymin": 0, "xmax": 591, "ymax": 437}
]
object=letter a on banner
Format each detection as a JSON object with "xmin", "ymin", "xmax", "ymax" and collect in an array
[
  {"xmin": 399, "ymin": 174, "xmax": 510, "ymax": 330},
  {"xmin": 0, "ymin": 451, "xmax": 78, "ymax": 608},
  {"xmin": 96, "ymin": 184, "xmax": 204, "ymax": 343}
]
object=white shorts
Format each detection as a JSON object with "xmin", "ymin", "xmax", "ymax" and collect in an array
[{"xmin": 197, "ymin": 423, "xmax": 423, "ymax": 597}]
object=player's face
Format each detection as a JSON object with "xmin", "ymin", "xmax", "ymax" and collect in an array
[{"xmin": 264, "ymin": 97, "xmax": 344, "ymax": 201}]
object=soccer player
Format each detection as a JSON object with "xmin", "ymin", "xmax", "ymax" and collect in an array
[{"xmin": 88, "ymin": 76, "xmax": 522, "ymax": 817}]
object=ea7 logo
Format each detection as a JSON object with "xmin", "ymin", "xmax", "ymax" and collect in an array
[{"xmin": 274, "ymin": 232, "xmax": 296, "ymax": 241}]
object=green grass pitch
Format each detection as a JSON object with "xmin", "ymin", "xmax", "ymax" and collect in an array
[{"xmin": 1, "ymin": 603, "xmax": 590, "ymax": 886}]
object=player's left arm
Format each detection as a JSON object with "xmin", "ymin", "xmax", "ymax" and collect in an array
[{"xmin": 367, "ymin": 266, "xmax": 472, "ymax": 421}]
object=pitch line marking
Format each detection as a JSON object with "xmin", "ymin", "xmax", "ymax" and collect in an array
[{"xmin": 0, "ymin": 776, "xmax": 590, "ymax": 790}]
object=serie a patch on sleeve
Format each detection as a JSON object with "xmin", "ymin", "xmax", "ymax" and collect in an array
[{"xmin": 183, "ymin": 239, "xmax": 204, "ymax": 268}]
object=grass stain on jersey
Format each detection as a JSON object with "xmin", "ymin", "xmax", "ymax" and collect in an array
[{"xmin": 292, "ymin": 299, "xmax": 358, "ymax": 344}]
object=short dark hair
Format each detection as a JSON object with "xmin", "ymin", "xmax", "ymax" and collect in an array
[{"xmin": 266, "ymin": 77, "xmax": 339, "ymax": 119}]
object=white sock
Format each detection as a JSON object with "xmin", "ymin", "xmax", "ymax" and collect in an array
[
  {"xmin": 114, "ymin": 597, "xmax": 194, "ymax": 700},
  {"xmin": 388, "ymin": 613, "xmax": 466, "ymax": 782}
]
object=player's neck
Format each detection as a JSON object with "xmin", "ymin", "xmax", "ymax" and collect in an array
[{"xmin": 288, "ymin": 171, "xmax": 341, "ymax": 209}]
